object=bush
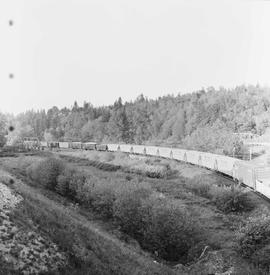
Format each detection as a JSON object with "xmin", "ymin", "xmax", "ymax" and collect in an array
[
  {"xmin": 56, "ymin": 166, "xmax": 87, "ymax": 199},
  {"xmin": 90, "ymin": 183, "xmax": 117, "ymax": 218},
  {"xmin": 113, "ymin": 185, "xmax": 204, "ymax": 263},
  {"xmin": 113, "ymin": 185, "xmax": 152, "ymax": 239},
  {"xmin": 125, "ymin": 163, "xmax": 172, "ymax": 179},
  {"xmin": 74, "ymin": 179, "xmax": 95, "ymax": 207},
  {"xmin": 27, "ymin": 157, "xmax": 65, "ymax": 190},
  {"xmin": 251, "ymin": 245, "xmax": 270, "ymax": 270},
  {"xmin": 212, "ymin": 187, "xmax": 255, "ymax": 213},
  {"xmin": 142, "ymin": 200, "xmax": 203, "ymax": 262},
  {"xmin": 186, "ymin": 177, "xmax": 212, "ymax": 198},
  {"xmin": 187, "ymin": 177, "xmax": 256, "ymax": 213},
  {"xmin": 236, "ymin": 215, "xmax": 270, "ymax": 269}
]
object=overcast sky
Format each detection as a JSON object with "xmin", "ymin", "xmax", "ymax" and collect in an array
[{"xmin": 1, "ymin": 0, "xmax": 270, "ymax": 114}]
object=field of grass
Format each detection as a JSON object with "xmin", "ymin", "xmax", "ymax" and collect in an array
[{"xmin": 0, "ymin": 151, "xmax": 270, "ymax": 274}]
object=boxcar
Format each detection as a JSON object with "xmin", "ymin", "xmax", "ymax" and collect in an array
[
  {"xmin": 118, "ymin": 144, "xmax": 132, "ymax": 153},
  {"xmin": 23, "ymin": 137, "xmax": 40, "ymax": 150},
  {"xmin": 107, "ymin": 144, "xmax": 119, "ymax": 152},
  {"xmin": 59, "ymin": 142, "xmax": 69, "ymax": 149},
  {"xmin": 71, "ymin": 142, "xmax": 82, "ymax": 149},
  {"xmin": 145, "ymin": 146, "xmax": 160, "ymax": 157},
  {"xmin": 214, "ymin": 155, "xmax": 237, "ymax": 177},
  {"xmin": 40, "ymin": 141, "xmax": 48, "ymax": 150},
  {"xmin": 256, "ymin": 178, "xmax": 270, "ymax": 198},
  {"xmin": 234, "ymin": 160, "xmax": 257, "ymax": 189},
  {"xmin": 185, "ymin": 150, "xmax": 202, "ymax": 165},
  {"xmin": 96, "ymin": 144, "xmax": 108, "ymax": 151},
  {"xmin": 132, "ymin": 145, "xmax": 146, "ymax": 155},
  {"xmin": 48, "ymin": 142, "xmax": 60, "ymax": 149},
  {"xmin": 82, "ymin": 142, "xmax": 97, "ymax": 150}
]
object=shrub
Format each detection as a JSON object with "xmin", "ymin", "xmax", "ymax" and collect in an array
[
  {"xmin": 251, "ymin": 245, "xmax": 270, "ymax": 270},
  {"xmin": 27, "ymin": 157, "xmax": 65, "ymax": 190},
  {"xmin": 126, "ymin": 163, "xmax": 172, "ymax": 179},
  {"xmin": 195, "ymin": 182, "xmax": 211, "ymax": 198},
  {"xmin": 56, "ymin": 166, "xmax": 87, "ymax": 199},
  {"xmin": 186, "ymin": 177, "xmax": 212, "ymax": 198},
  {"xmin": 75, "ymin": 179, "xmax": 95, "ymax": 207},
  {"xmin": 90, "ymin": 183, "xmax": 117, "ymax": 218},
  {"xmin": 113, "ymin": 185, "xmax": 152, "ymax": 239},
  {"xmin": 187, "ymin": 177, "xmax": 256, "ymax": 213},
  {"xmin": 211, "ymin": 187, "xmax": 255, "ymax": 213},
  {"xmin": 125, "ymin": 174, "xmax": 133, "ymax": 181},
  {"xmin": 114, "ymin": 185, "xmax": 204, "ymax": 263},
  {"xmin": 236, "ymin": 215, "xmax": 270, "ymax": 269},
  {"xmin": 143, "ymin": 200, "xmax": 203, "ymax": 262}
]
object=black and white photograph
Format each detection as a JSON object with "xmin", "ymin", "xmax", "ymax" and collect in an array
[{"xmin": 1, "ymin": 0, "xmax": 270, "ymax": 274}]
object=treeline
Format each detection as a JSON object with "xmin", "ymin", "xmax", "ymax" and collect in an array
[{"xmin": 4, "ymin": 84, "xmax": 270, "ymax": 156}]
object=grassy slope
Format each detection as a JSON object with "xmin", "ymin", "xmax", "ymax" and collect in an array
[{"xmin": 0, "ymin": 159, "xmax": 176, "ymax": 275}]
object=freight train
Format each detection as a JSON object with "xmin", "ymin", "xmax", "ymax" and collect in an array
[{"xmin": 26, "ymin": 140, "xmax": 270, "ymax": 199}]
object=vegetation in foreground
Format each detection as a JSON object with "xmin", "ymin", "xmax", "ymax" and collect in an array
[
  {"xmin": 26, "ymin": 157, "xmax": 204, "ymax": 263},
  {"xmin": 1, "ymin": 152, "xmax": 269, "ymax": 274},
  {"xmin": 1, "ymin": 170, "xmax": 175, "ymax": 275},
  {"xmin": 59, "ymin": 150, "xmax": 256, "ymax": 214},
  {"xmin": 236, "ymin": 213, "xmax": 270, "ymax": 271},
  {"xmin": 185, "ymin": 176, "xmax": 256, "ymax": 214}
]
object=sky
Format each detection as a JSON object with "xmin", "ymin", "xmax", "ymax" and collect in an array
[{"xmin": 1, "ymin": 0, "xmax": 270, "ymax": 114}]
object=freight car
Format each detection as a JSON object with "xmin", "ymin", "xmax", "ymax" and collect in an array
[
  {"xmin": 23, "ymin": 137, "xmax": 40, "ymax": 150},
  {"xmin": 96, "ymin": 144, "xmax": 108, "ymax": 151},
  {"xmin": 59, "ymin": 142, "xmax": 69, "ymax": 149},
  {"xmin": 40, "ymin": 141, "xmax": 48, "ymax": 150},
  {"xmin": 82, "ymin": 142, "xmax": 97, "ymax": 150},
  {"xmin": 70, "ymin": 142, "xmax": 82, "ymax": 149},
  {"xmin": 48, "ymin": 142, "xmax": 60, "ymax": 149}
]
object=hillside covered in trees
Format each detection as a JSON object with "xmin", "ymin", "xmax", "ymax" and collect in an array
[{"xmin": 2, "ymin": 85, "xmax": 270, "ymax": 157}]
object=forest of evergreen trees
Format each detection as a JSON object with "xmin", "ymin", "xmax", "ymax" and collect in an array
[{"xmin": 2, "ymin": 85, "xmax": 270, "ymax": 157}]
